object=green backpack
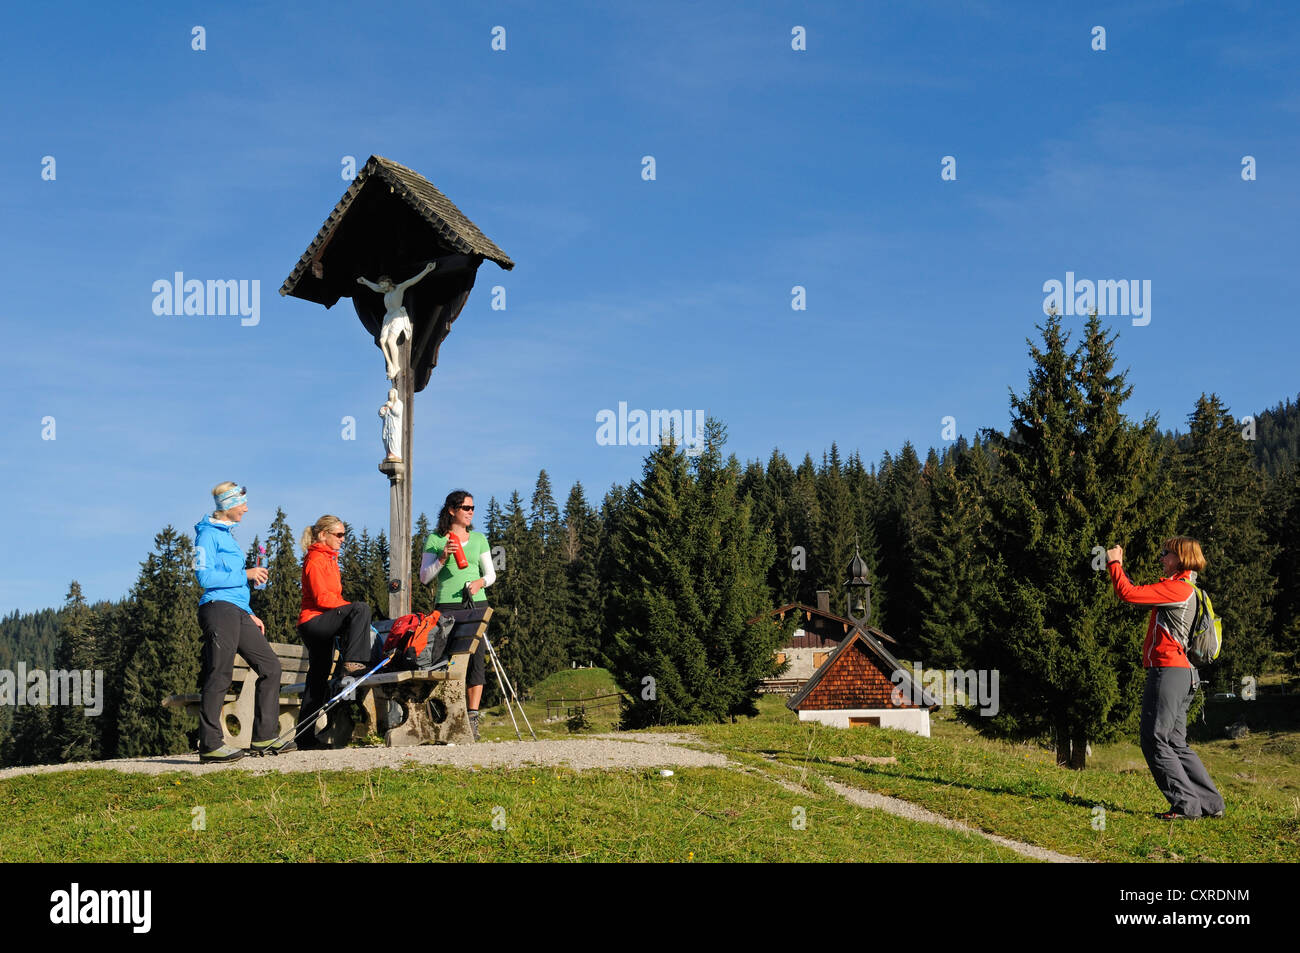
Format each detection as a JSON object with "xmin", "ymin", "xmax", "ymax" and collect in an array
[{"xmin": 1183, "ymin": 584, "xmax": 1223, "ymax": 667}]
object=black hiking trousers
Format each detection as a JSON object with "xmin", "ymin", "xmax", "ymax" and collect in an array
[
  {"xmin": 197, "ymin": 600, "xmax": 282, "ymax": 752},
  {"xmin": 296, "ymin": 602, "xmax": 374, "ymax": 744}
]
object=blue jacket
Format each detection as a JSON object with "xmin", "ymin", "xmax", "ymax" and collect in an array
[{"xmin": 194, "ymin": 515, "xmax": 252, "ymax": 613}]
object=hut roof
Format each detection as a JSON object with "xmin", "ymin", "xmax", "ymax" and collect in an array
[{"xmin": 280, "ymin": 155, "xmax": 513, "ymax": 307}]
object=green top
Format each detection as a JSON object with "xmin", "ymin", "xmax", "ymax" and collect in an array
[{"xmin": 424, "ymin": 531, "xmax": 491, "ymax": 604}]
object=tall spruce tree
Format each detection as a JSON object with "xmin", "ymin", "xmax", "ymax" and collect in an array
[
  {"xmin": 249, "ymin": 508, "xmax": 302, "ymax": 644},
  {"xmin": 523, "ymin": 470, "xmax": 568, "ymax": 686},
  {"xmin": 1266, "ymin": 465, "xmax": 1300, "ymax": 675},
  {"xmin": 411, "ymin": 512, "xmax": 434, "ymax": 616},
  {"xmin": 914, "ymin": 440, "xmax": 998, "ymax": 669},
  {"xmin": 875, "ymin": 442, "xmax": 932, "ymax": 649},
  {"xmin": 1176, "ymin": 395, "xmax": 1275, "ymax": 690},
  {"xmin": 562, "ymin": 483, "xmax": 603, "ymax": 666},
  {"xmin": 610, "ymin": 421, "xmax": 778, "ymax": 725},
  {"xmin": 50, "ymin": 581, "xmax": 99, "ymax": 762},
  {"xmin": 117, "ymin": 527, "xmax": 203, "ymax": 757},
  {"xmin": 816, "ymin": 444, "xmax": 859, "ymax": 617},
  {"xmin": 487, "ymin": 492, "xmax": 531, "ymax": 705},
  {"xmin": 980, "ymin": 314, "xmax": 1181, "ymax": 768}
]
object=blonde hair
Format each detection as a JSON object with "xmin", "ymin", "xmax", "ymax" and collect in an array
[
  {"xmin": 212, "ymin": 481, "xmax": 239, "ymax": 520},
  {"xmin": 1163, "ymin": 536, "xmax": 1207, "ymax": 573},
  {"xmin": 301, "ymin": 515, "xmax": 344, "ymax": 552}
]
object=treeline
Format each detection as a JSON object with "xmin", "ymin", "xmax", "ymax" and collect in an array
[{"xmin": 2, "ymin": 315, "xmax": 1297, "ymax": 766}]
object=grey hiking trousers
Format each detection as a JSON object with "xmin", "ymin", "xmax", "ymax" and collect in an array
[{"xmin": 1140, "ymin": 666, "xmax": 1225, "ymax": 817}]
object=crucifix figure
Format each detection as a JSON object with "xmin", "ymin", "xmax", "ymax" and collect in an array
[{"xmin": 356, "ymin": 262, "xmax": 437, "ymax": 380}]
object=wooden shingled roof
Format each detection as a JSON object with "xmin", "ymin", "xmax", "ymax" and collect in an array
[
  {"xmin": 280, "ymin": 155, "xmax": 513, "ymax": 307},
  {"xmin": 786, "ymin": 627, "xmax": 941, "ymax": 712}
]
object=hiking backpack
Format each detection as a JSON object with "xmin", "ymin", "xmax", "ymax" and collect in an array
[
  {"xmin": 384, "ymin": 611, "xmax": 455, "ymax": 670},
  {"xmin": 1182, "ymin": 584, "xmax": 1223, "ymax": 667}
]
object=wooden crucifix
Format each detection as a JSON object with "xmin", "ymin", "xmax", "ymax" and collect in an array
[{"xmin": 280, "ymin": 156, "xmax": 514, "ymax": 619}]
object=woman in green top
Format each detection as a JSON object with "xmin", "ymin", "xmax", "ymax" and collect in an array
[{"xmin": 419, "ymin": 489, "xmax": 496, "ymax": 739}]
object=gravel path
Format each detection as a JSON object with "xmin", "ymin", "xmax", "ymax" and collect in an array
[
  {"xmin": 821, "ymin": 779, "xmax": 1089, "ymax": 863},
  {"xmin": 0, "ymin": 735, "xmax": 730, "ymax": 779}
]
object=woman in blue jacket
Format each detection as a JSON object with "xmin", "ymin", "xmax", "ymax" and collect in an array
[{"xmin": 192, "ymin": 482, "xmax": 288, "ymax": 763}]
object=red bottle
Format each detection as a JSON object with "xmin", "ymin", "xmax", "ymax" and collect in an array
[{"xmin": 448, "ymin": 534, "xmax": 468, "ymax": 570}]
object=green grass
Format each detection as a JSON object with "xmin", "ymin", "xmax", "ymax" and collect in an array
[
  {"xmin": 481, "ymin": 667, "xmax": 623, "ymax": 740},
  {"xmin": 0, "ymin": 764, "xmax": 1028, "ymax": 863},
  {"xmin": 3, "ymin": 682, "xmax": 1297, "ymax": 862},
  {"xmin": 672, "ymin": 699, "xmax": 1300, "ymax": 863}
]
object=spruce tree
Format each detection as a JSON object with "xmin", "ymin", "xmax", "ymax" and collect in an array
[
  {"xmin": 875, "ymin": 442, "xmax": 932, "ymax": 648},
  {"xmin": 1176, "ymin": 395, "xmax": 1275, "ymax": 690},
  {"xmin": 1266, "ymin": 466, "xmax": 1300, "ymax": 675},
  {"xmin": 488, "ymin": 492, "xmax": 531, "ymax": 705},
  {"xmin": 249, "ymin": 508, "xmax": 302, "ymax": 644},
  {"xmin": 50, "ymin": 581, "xmax": 100, "ymax": 762},
  {"xmin": 981, "ymin": 313, "xmax": 1182, "ymax": 767},
  {"xmin": 817, "ymin": 444, "xmax": 859, "ymax": 617},
  {"xmin": 562, "ymin": 483, "xmax": 603, "ymax": 666},
  {"xmin": 790, "ymin": 455, "xmax": 823, "ymax": 606},
  {"xmin": 411, "ymin": 512, "xmax": 434, "ymax": 616},
  {"xmin": 116, "ymin": 528, "xmax": 203, "ymax": 757},
  {"xmin": 914, "ymin": 441, "xmax": 997, "ymax": 669},
  {"xmin": 523, "ymin": 470, "xmax": 568, "ymax": 686},
  {"xmin": 609, "ymin": 421, "xmax": 778, "ymax": 726}
]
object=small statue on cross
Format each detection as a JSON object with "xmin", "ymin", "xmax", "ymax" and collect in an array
[
  {"xmin": 357, "ymin": 262, "xmax": 438, "ymax": 380},
  {"xmin": 379, "ymin": 388, "xmax": 404, "ymax": 461}
]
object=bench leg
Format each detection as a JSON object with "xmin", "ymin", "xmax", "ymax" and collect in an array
[{"xmin": 383, "ymin": 679, "xmax": 473, "ymax": 746}]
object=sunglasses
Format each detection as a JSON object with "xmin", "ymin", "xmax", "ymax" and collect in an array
[
  {"xmin": 459, "ymin": 505, "xmax": 475, "ymax": 512},
  {"xmin": 331, "ymin": 531, "xmax": 346, "ymax": 538}
]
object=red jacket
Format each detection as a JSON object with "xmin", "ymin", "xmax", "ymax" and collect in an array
[
  {"xmin": 299, "ymin": 542, "xmax": 349, "ymax": 625},
  {"xmin": 1107, "ymin": 561, "xmax": 1196, "ymax": 668}
]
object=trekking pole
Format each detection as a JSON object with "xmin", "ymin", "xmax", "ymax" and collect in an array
[
  {"xmin": 272, "ymin": 651, "xmax": 395, "ymax": 748},
  {"xmin": 483, "ymin": 631, "xmax": 537, "ymax": 740},
  {"xmin": 486, "ymin": 641, "xmax": 523, "ymax": 741}
]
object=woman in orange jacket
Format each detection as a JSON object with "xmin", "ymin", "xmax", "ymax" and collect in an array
[
  {"xmin": 297, "ymin": 515, "xmax": 373, "ymax": 749},
  {"xmin": 1106, "ymin": 536, "xmax": 1225, "ymax": 820}
]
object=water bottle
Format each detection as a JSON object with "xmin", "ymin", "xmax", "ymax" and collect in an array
[
  {"xmin": 255, "ymin": 545, "xmax": 268, "ymax": 590},
  {"xmin": 448, "ymin": 534, "xmax": 468, "ymax": 570}
]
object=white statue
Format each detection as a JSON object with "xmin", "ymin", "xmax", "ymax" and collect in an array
[
  {"xmin": 379, "ymin": 388, "xmax": 404, "ymax": 461},
  {"xmin": 357, "ymin": 262, "xmax": 437, "ymax": 381}
]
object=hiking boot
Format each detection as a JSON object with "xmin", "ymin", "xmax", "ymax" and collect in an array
[
  {"xmin": 1204, "ymin": 809, "xmax": 1225, "ymax": 818},
  {"xmin": 199, "ymin": 744, "xmax": 245, "ymax": 764},
  {"xmin": 469, "ymin": 709, "xmax": 480, "ymax": 742},
  {"xmin": 249, "ymin": 737, "xmax": 297, "ymax": 756},
  {"xmin": 1155, "ymin": 810, "xmax": 1191, "ymax": 820}
]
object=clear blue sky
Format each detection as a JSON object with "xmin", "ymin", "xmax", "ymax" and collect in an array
[{"xmin": 2, "ymin": 1, "xmax": 1296, "ymax": 613}]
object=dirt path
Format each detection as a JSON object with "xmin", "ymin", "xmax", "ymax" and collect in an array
[
  {"xmin": 0, "ymin": 736, "xmax": 730, "ymax": 779},
  {"xmin": 748, "ymin": 754, "xmax": 1089, "ymax": 863}
]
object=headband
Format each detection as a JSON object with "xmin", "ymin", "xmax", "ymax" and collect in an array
[{"xmin": 215, "ymin": 485, "xmax": 247, "ymax": 511}]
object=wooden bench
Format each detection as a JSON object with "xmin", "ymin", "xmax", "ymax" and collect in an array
[
  {"xmin": 358, "ymin": 607, "xmax": 492, "ymax": 746},
  {"xmin": 162, "ymin": 641, "xmax": 334, "ymax": 748}
]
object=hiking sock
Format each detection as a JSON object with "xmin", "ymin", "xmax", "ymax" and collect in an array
[{"xmin": 468, "ymin": 708, "xmax": 480, "ymax": 741}]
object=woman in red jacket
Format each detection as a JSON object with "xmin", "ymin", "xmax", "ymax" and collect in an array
[
  {"xmin": 297, "ymin": 515, "xmax": 373, "ymax": 749},
  {"xmin": 1106, "ymin": 536, "xmax": 1225, "ymax": 820}
]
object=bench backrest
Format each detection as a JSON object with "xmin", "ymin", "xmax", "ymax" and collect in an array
[{"xmin": 232, "ymin": 641, "xmax": 334, "ymax": 686}]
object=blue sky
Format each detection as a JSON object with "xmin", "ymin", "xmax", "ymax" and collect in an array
[{"xmin": 2, "ymin": 1, "xmax": 1296, "ymax": 613}]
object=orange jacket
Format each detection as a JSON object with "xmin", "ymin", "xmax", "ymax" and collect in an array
[
  {"xmin": 1107, "ymin": 561, "xmax": 1196, "ymax": 668},
  {"xmin": 299, "ymin": 542, "xmax": 349, "ymax": 625}
]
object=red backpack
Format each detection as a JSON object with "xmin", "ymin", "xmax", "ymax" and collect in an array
[{"xmin": 384, "ymin": 612, "xmax": 453, "ymax": 670}]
